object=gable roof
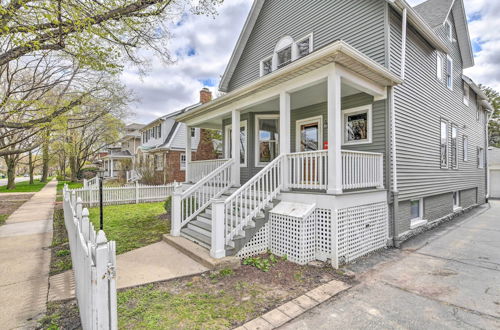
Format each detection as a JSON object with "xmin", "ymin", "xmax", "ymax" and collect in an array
[
  {"xmin": 219, "ymin": 0, "xmax": 451, "ymax": 92},
  {"xmin": 415, "ymin": 0, "xmax": 474, "ymax": 68}
]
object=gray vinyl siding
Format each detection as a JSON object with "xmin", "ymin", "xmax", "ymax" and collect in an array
[
  {"xmin": 227, "ymin": 0, "xmax": 387, "ymax": 92},
  {"xmin": 424, "ymin": 193, "xmax": 453, "ymax": 222},
  {"xmin": 222, "ymin": 93, "xmax": 387, "ymax": 186},
  {"xmin": 388, "ymin": 7, "xmax": 487, "ymax": 206}
]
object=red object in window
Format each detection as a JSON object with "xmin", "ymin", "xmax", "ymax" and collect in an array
[{"xmin": 323, "ymin": 141, "xmax": 328, "ymax": 150}]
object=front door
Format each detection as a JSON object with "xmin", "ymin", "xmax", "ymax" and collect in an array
[{"xmin": 295, "ymin": 117, "xmax": 323, "ymax": 187}]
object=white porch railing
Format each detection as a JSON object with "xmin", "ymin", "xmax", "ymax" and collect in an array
[
  {"xmin": 287, "ymin": 150, "xmax": 328, "ymax": 190},
  {"xmin": 341, "ymin": 150, "xmax": 384, "ymax": 190},
  {"xmin": 83, "ymin": 176, "xmax": 99, "ymax": 188},
  {"xmin": 172, "ymin": 159, "xmax": 233, "ymax": 235},
  {"xmin": 187, "ymin": 159, "xmax": 229, "ymax": 183}
]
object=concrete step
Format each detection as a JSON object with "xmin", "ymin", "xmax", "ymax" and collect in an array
[{"xmin": 163, "ymin": 235, "xmax": 240, "ymax": 271}]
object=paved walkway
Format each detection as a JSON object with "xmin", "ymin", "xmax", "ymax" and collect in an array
[
  {"xmin": 49, "ymin": 241, "xmax": 208, "ymax": 301},
  {"xmin": 283, "ymin": 201, "xmax": 500, "ymax": 329},
  {"xmin": 0, "ymin": 180, "xmax": 57, "ymax": 329}
]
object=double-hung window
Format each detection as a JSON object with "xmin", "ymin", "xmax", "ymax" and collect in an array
[
  {"xmin": 440, "ymin": 120, "xmax": 448, "ymax": 168},
  {"xmin": 277, "ymin": 46, "xmax": 292, "ymax": 69},
  {"xmin": 261, "ymin": 57, "xmax": 272, "ymax": 76},
  {"xmin": 477, "ymin": 147, "xmax": 484, "ymax": 169},
  {"xmin": 255, "ymin": 115, "xmax": 279, "ymax": 166},
  {"xmin": 451, "ymin": 124, "xmax": 458, "ymax": 169},
  {"xmin": 446, "ymin": 56, "xmax": 453, "ymax": 90},
  {"xmin": 445, "ymin": 20, "xmax": 453, "ymax": 41},
  {"xmin": 463, "ymin": 135, "xmax": 468, "ymax": 162},
  {"xmin": 180, "ymin": 153, "xmax": 186, "ymax": 170},
  {"xmin": 225, "ymin": 121, "xmax": 247, "ymax": 167},
  {"xmin": 297, "ymin": 36, "xmax": 312, "ymax": 58},
  {"xmin": 191, "ymin": 127, "xmax": 196, "ymax": 138},
  {"xmin": 436, "ymin": 53, "xmax": 443, "ymax": 81},
  {"xmin": 463, "ymin": 82, "xmax": 470, "ymax": 106}
]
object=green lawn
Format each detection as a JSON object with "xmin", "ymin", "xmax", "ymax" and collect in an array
[
  {"xmin": 0, "ymin": 179, "xmax": 50, "ymax": 193},
  {"xmin": 0, "ymin": 214, "xmax": 7, "ymax": 225},
  {"xmin": 56, "ymin": 181, "xmax": 83, "ymax": 202},
  {"xmin": 88, "ymin": 202, "xmax": 168, "ymax": 255}
]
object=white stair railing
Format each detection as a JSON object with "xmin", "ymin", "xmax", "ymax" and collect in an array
[
  {"xmin": 188, "ymin": 159, "xmax": 229, "ymax": 183},
  {"xmin": 171, "ymin": 159, "xmax": 233, "ymax": 235},
  {"xmin": 220, "ymin": 154, "xmax": 285, "ymax": 248},
  {"xmin": 342, "ymin": 150, "xmax": 384, "ymax": 190}
]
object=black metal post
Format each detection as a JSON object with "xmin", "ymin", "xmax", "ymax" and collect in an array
[{"xmin": 99, "ymin": 177, "xmax": 104, "ymax": 230}]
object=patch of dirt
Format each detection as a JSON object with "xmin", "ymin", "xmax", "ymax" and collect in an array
[
  {"xmin": 157, "ymin": 213, "xmax": 170, "ymax": 221},
  {"xmin": 0, "ymin": 193, "xmax": 34, "ymax": 201},
  {"xmin": 50, "ymin": 209, "xmax": 72, "ymax": 275},
  {"xmin": 0, "ymin": 194, "xmax": 33, "ymax": 221},
  {"xmin": 37, "ymin": 301, "xmax": 81, "ymax": 330}
]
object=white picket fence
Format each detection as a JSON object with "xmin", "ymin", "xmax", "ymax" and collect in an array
[
  {"xmin": 63, "ymin": 186, "xmax": 117, "ymax": 330},
  {"xmin": 70, "ymin": 182, "xmax": 177, "ymax": 207}
]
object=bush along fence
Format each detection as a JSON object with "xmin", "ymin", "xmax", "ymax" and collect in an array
[
  {"xmin": 62, "ymin": 186, "xmax": 117, "ymax": 330},
  {"xmin": 70, "ymin": 181, "xmax": 178, "ymax": 207}
]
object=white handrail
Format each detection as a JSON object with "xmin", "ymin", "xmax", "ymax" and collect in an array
[
  {"xmin": 179, "ymin": 159, "xmax": 234, "ymax": 227},
  {"xmin": 222, "ymin": 154, "xmax": 285, "ymax": 245},
  {"xmin": 342, "ymin": 150, "xmax": 384, "ymax": 190},
  {"xmin": 188, "ymin": 158, "xmax": 229, "ymax": 182}
]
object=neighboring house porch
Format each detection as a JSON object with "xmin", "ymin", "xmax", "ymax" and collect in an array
[
  {"xmin": 102, "ymin": 149, "xmax": 133, "ymax": 179},
  {"xmin": 173, "ymin": 41, "xmax": 402, "ymax": 265}
]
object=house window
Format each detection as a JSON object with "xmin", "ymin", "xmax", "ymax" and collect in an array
[
  {"xmin": 191, "ymin": 127, "xmax": 196, "ymax": 137},
  {"xmin": 477, "ymin": 147, "xmax": 484, "ymax": 169},
  {"xmin": 463, "ymin": 82, "xmax": 470, "ymax": 106},
  {"xmin": 180, "ymin": 153, "xmax": 186, "ymax": 170},
  {"xmin": 255, "ymin": 115, "xmax": 279, "ymax": 166},
  {"xmin": 158, "ymin": 125, "xmax": 162, "ymax": 138},
  {"xmin": 463, "ymin": 135, "xmax": 468, "ymax": 161},
  {"xmin": 261, "ymin": 57, "xmax": 273, "ymax": 76},
  {"xmin": 440, "ymin": 120, "xmax": 448, "ymax": 168},
  {"xmin": 453, "ymin": 191, "xmax": 460, "ymax": 210},
  {"xmin": 154, "ymin": 154, "xmax": 164, "ymax": 171},
  {"xmin": 225, "ymin": 121, "xmax": 247, "ymax": 167},
  {"xmin": 436, "ymin": 53, "xmax": 443, "ymax": 81},
  {"xmin": 477, "ymin": 107, "xmax": 480, "ymax": 121},
  {"xmin": 445, "ymin": 20, "xmax": 453, "ymax": 41},
  {"xmin": 446, "ymin": 56, "xmax": 453, "ymax": 90},
  {"xmin": 451, "ymin": 124, "xmax": 458, "ymax": 169},
  {"xmin": 277, "ymin": 46, "xmax": 292, "ymax": 69},
  {"xmin": 297, "ymin": 36, "xmax": 311, "ymax": 58},
  {"xmin": 342, "ymin": 106, "xmax": 372, "ymax": 145},
  {"xmin": 410, "ymin": 199, "xmax": 423, "ymax": 220}
]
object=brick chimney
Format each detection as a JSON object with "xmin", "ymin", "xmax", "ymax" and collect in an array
[
  {"xmin": 195, "ymin": 88, "xmax": 216, "ymax": 161},
  {"xmin": 200, "ymin": 87, "xmax": 212, "ymax": 104}
]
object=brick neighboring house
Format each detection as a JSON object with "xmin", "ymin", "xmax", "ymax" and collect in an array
[{"xmin": 138, "ymin": 89, "xmax": 219, "ymax": 183}]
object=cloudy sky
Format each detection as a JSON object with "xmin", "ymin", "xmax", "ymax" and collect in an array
[{"xmin": 123, "ymin": 0, "xmax": 500, "ymax": 124}]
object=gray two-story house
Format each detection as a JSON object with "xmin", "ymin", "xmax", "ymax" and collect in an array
[{"xmin": 169, "ymin": 0, "xmax": 492, "ymax": 266}]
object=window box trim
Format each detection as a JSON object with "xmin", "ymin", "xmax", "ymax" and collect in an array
[{"xmin": 342, "ymin": 105, "xmax": 373, "ymax": 146}]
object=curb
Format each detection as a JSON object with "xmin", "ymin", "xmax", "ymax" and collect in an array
[{"xmin": 234, "ymin": 279, "xmax": 351, "ymax": 329}]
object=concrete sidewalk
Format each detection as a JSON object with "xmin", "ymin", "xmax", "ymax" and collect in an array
[
  {"xmin": 0, "ymin": 180, "xmax": 57, "ymax": 329},
  {"xmin": 49, "ymin": 241, "xmax": 208, "ymax": 301},
  {"xmin": 283, "ymin": 202, "xmax": 500, "ymax": 329}
]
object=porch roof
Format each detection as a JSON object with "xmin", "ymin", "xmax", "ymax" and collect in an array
[{"xmin": 177, "ymin": 41, "xmax": 402, "ymax": 123}]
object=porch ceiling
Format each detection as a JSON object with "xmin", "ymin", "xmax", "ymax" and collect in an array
[{"xmin": 177, "ymin": 41, "xmax": 402, "ymax": 124}]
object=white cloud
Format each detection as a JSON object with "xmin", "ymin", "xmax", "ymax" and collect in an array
[{"xmin": 125, "ymin": 0, "xmax": 500, "ymax": 124}]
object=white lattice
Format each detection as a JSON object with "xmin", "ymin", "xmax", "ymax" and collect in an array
[
  {"xmin": 315, "ymin": 208, "xmax": 332, "ymax": 261},
  {"xmin": 269, "ymin": 212, "xmax": 316, "ymax": 265},
  {"xmin": 236, "ymin": 222, "xmax": 270, "ymax": 259},
  {"xmin": 337, "ymin": 202, "xmax": 388, "ymax": 264}
]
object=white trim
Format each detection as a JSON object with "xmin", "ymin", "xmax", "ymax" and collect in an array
[
  {"xmin": 410, "ymin": 198, "xmax": 424, "ymax": 223},
  {"xmin": 446, "ymin": 55, "xmax": 453, "ymax": 90},
  {"xmin": 296, "ymin": 33, "xmax": 314, "ymax": 58},
  {"xmin": 436, "ymin": 52, "xmax": 443, "ymax": 81},
  {"xmin": 440, "ymin": 119, "xmax": 449, "ymax": 169},
  {"xmin": 224, "ymin": 120, "xmax": 248, "ymax": 167},
  {"xmin": 451, "ymin": 124, "xmax": 458, "ymax": 169},
  {"xmin": 342, "ymin": 105, "xmax": 373, "ymax": 145},
  {"xmin": 463, "ymin": 82, "xmax": 470, "ymax": 106},
  {"xmin": 463, "ymin": 135, "xmax": 468, "ymax": 162},
  {"xmin": 445, "ymin": 19, "xmax": 453, "ymax": 42},
  {"xmin": 180, "ymin": 153, "xmax": 186, "ymax": 171},
  {"xmin": 255, "ymin": 114, "xmax": 280, "ymax": 167},
  {"xmin": 295, "ymin": 116, "xmax": 323, "ymax": 152}
]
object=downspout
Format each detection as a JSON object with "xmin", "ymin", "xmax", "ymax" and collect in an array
[{"xmin": 485, "ymin": 111, "xmax": 491, "ymax": 201}]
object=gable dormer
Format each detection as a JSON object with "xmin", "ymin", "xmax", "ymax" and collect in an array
[{"xmin": 220, "ymin": 0, "xmax": 388, "ymax": 93}]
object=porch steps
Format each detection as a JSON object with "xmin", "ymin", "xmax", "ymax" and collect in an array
[{"xmin": 179, "ymin": 187, "xmax": 279, "ymax": 257}]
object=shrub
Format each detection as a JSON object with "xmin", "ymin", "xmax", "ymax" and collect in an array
[{"xmin": 164, "ymin": 196, "xmax": 172, "ymax": 214}]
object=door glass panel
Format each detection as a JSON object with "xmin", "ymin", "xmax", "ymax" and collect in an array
[
  {"xmin": 300, "ymin": 122, "xmax": 319, "ymax": 151},
  {"xmin": 257, "ymin": 118, "xmax": 279, "ymax": 164}
]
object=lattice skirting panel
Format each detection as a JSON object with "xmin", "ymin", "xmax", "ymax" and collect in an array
[
  {"xmin": 337, "ymin": 202, "xmax": 388, "ymax": 264},
  {"xmin": 315, "ymin": 208, "xmax": 332, "ymax": 261},
  {"xmin": 236, "ymin": 222, "xmax": 270, "ymax": 259}
]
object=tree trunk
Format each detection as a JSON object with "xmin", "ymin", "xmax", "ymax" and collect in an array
[
  {"xmin": 41, "ymin": 130, "xmax": 50, "ymax": 182},
  {"xmin": 69, "ymin": 154, "xmax": 77, "ymax": 182},
  {"xmin": 29, "ymin": 151, "xmax": 34, "ymax": 184},
  {"xmin": 5, "ymin": 156, "xmax": 16, "ymax": 190}
]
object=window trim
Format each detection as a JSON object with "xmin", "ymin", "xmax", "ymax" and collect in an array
[
  {"xmin": 445, "ymin": 20, "xmax": 453, "ymax": 41},
  {"xmin": 225, "ymin": 120, "xmax": 248, "ymax": 167},
  {"xmin": 410, "ymin": 198, "xmax": 424, "ymax": 221},
  {"xmin": 446, "ymin": 55, "xmax": 453, "ymax": 90},
  {"xmin": 295, "ymin": 116, "xmax": 323, "ymax": 152},
  {"xmin": 436, "ymin": 52, "xmax": 443, "ymax": 81},
  {"xmin": 453, "ymin": 191, "xmax": 461, "ymax": 210},
  {"xmin": 463, "ymin": 82, "xmax": 470, "ymax": 106},
  {"xmin": 451, "ymin": 123, "xmax": 458, "ymax": 169},
  {"xmin": 154, "ymin": 153, "xmax": 164, "ymax": 171},
  {"xmin": 477, "ymin": 147, "xmax": 484, "ymax": 169},
  {"xmin": 296, "ymin": 33, "xmax": 314, "ymax": 59},
  {"xmin": 342, "ymin": 105, "xmax": 373, "ymax": 145},
  {"xmin": 180, "ymin": 153, "xmax": 187, "ymax": 171},
  {"xmin": 260, "ymin": 56, "xmax": 273, "ymax": 77},
  {"xmin": 255, "ymin": 114, "xmax": 280, "ymax": 167},
  {"xmin": 463, "ymin": 135, "xmax": 468, "ymax": 162},
  {"xmin": 440, "ymin": 119, "xmax": 449, "ymax": 169}
]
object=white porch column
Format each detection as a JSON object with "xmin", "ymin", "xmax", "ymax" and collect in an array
[
  {"xmin": 110, "ymin": 158, "xmax": 114, "ymax": 178},
  {"xmin": 327, "ymin": 66, "xmax": 343, "ymax": 194},
  {"xmin": 280, "ymin": 91, "xmax": 291, "ymax": 190},
  {"xmin": 185, "ymin": 125, "xmax": 192, "ymax": 183},
  {"xmin": 231, "ymin": 109, "xmax": 241, "ymax": 186}
]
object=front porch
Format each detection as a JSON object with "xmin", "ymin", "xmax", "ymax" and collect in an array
[{"xmin": 174, "ymin": 41, "xmax": 400, "ymax": 264}]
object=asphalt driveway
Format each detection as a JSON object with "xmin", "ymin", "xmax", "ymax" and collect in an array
[{"xmin": 282, "ymin": 201, "xmax": 500, "ymax": 329}]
